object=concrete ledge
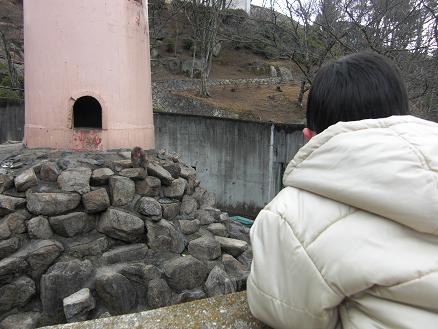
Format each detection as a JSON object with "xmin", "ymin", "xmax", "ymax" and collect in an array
[{"xmin": 44, "ymin": 292, "xmax": 270, "ymax": 329}]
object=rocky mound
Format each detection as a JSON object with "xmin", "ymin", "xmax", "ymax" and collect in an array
[{"xmin": 0, "ymin": 148, "xmax": 252, "ymax": 328}]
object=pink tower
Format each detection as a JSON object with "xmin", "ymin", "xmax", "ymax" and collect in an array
[{"xmin": 23, "ymin": 0, "xmax": 155, "ymax": 151}]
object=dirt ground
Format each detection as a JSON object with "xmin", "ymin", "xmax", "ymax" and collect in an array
[{"xmin": 176, "ymin": 83, "xmax": 306, "ymax": 125}]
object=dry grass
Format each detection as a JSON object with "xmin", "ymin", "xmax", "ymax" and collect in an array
[{"xmin": 176, "ymin": 83, "xmax": 307, "ymax": 125}]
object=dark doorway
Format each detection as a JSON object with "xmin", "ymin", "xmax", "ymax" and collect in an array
[{"xmin": 73, "ymin": 96, "xmax": 102, "ymax": 129}]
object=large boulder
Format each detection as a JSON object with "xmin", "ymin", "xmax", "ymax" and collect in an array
[
  {"xmin": 0, "ymin": 195, "xmax": 26, "ymax": 217},
  {"xmin": 0, "ymin": 235, "xmax": 25, "ymax": 259},
  {"xmin": 0, "ymin": 212, "xmax": 27, "ymax": 240},
  {"xmin": 163, "ymin": 255, "xmax": 208, "ymax": 292},
  {"xmin": 180, "ymin": 195, "xmax": 198, "ymax": 215},
  {"xmin": 163, "ymin": 178, "xmax": 187, "ymax": 200},
  {"xmin": 97, "ymin": 208, "xmax": 144, "ymax": 242},
  {"xmin": 270, "ymin": 65, "xmax": 278, "ymax": 78},
  {"xmin": 215, "ymin": 236, "xmax": 248, "ymax": 258},
  {"xmin": 63, "ymin": 288, "xmax": 95, "ymax": 323},
  {"xmin": 147, "ymin": 278, "xmax": 173, "ymax": 308},
  {"xmin": 143, "ymin": 249, "xmax": 180, "ymax": 268},
  {"xmin": 40, "ymin": 162, "xmax": 60, "ymax": 182},
  {"xmin": 95, "ymin": 270, "xmax": 136, "ymax": 315},
  {"xmin": 0, "ymin": 240, "xmax": 64, "ymax": 284},
  {"xmin": 26, "ymin": 216, "xmax": 53, "ymax": 239},
  {"xmin": 166, "ymin": 58, "xmax": 181, "ymax": 74},
  {"xmin": 192, "ymin": 187, "xmax": 216, "ymax": 209},
  {"xmin": 0, "ymin": 220, "xmax": 12, "ymax": 241},
  {"xmin": 147, "ymin": 163, "xmax": 173, "ymax": 186},
  {"xmin": 0, "ymin": 276, "xmax": 36, "ymax": 313},
  {"xmin": 26, "ymin": 192, "xmax": 81, "ymax": 216},
  {"xmin": 119, "ymin": 262, "xmax": 161, "ymax": 283},
  {"xmin": 277, "ymin": 66, "xmax": 293, "ymax": 80},
  {"xmin": 192, "ymin": 186, "xmax": 207, "ymax": 203},
  {"xmin": 49, "ymin": 212, "xmax": 96, "ymax": 238},
  {"xmin": 146, "ymin": 219, "xmax": 185, "ymax": 254},
  {"xmin": 205, "ymin": 265, "xmax": 235, "ymax": 297},
  {"xmin": 82, "ymin": 188, "xmax": 110, "ymax": 214},
  {"xmin": 14, "ymin": 169, "xmax": 38, "ymax": 192},
  {"xmin": 57, "ymin": 167, "xmax": 91, "ymax": 195},
  {"xmin": 135, "ymin": 176, "xmax": 161, "ymax": 197},
  {"xmin": 118, "ymin": 263, "xmax": 161, "ymax": 306},
  {"xmin": 177, "ymin": 288, "xmax": 206, "ymax": 303},
  {"xmin": 0, "ymin": 312, "xmax": 41, "ymax": 329},
  {"xmin": 0, "ymin": 174, "xmax": 13, "ymax": 194},
  {"xmin": 237, "ymin": 247, "xmax": 253, "ymax": 272},
  {"xmin": 206, "ymin": 223, "xmax": 228, "ymax": 237},
  {"xmin": 0, "ymin": 257, "xmax": 27, "ymax": 285},
  {"xmin": 24, "ymin": 240, "xmax": 64, "ymax": 279},
  {"xmin": 40, "ymin": 259, "xmax": 95, "ymax": 317},
  {"xmin": 188, "ymin": 236, "xmax": 221, "ymax": 261},
  {"xmin": 102, "ymin": 244, "xmax": 149, "ymax": 264},
  {"xmin": 162, "ymin": 163, "xmax": 181, "ymax": 179},
  {"xmin": 199, "ymin": 192, "xmax": 216, "ymax": 209},
  {"xmin": 178, "ymin": 219, "xmax": 200, "ymax": 235},
  {"xmin": 179, "ymin": 165, "xmax": 196, "ymax": 179},
  {"xmin": 108, "ymin": 176, "xmax": 135, "ymax": 207},
  {"xmin": 119, "ymin": 168, "xmax": 147, "ymax": 181},
  {"xmin": 91, "ymin": 168, "xmax": 114, "ymax": 185},
  {"xmin": 228, "ymin": 221, "xmax": 250, "ymax": 243},
  {"xmin": 181, "ymin": 59, "xmax": 202, "ymax": 78},
  {"xmin": 159, "ymin": 198, "xmax": 180, "ymax": 220},
  {"xmin": 194, "ymin": 210, "xmax": 215, "ymax": 225},
  {"xmin": 135, "ymin": 197, "xmax": 162, "ymax": 220},
  {"xmin": 184, "ymin": 175, "xmax": 198, "ymax": 195},
  {"xmin": 62, "ymin": 232, "xmax": 112, "ymax": 258},
  {"xmin": 222, "ymin": 254, "xmax": 249, "ymax": 291},
  {"xmin": 119, "ymin": 263, "xmax": 161, "ymax": 283}
]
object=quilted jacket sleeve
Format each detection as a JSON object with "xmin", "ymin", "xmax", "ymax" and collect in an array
[{"xmin": 247, "ymin": 206, "xmax": 342, "ymax": 329}]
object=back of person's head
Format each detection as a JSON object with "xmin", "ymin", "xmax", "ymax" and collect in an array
[{"xmin": 306, "ymin": 51, "xmax": 409, "ymax": 133}]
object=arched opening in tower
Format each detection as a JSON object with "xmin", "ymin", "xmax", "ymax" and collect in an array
[{"xmin": 73, "ymin": 96, "xmax": 102, "ymax": 129}]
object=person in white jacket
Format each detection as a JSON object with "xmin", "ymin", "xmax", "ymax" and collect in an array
[{"xmin": 247, "ymin": 51, "xmax": 438, "ymax": 329}]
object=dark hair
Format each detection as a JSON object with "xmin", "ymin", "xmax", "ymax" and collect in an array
[{"xmin": 306, "ymin": 51, "xmax": 409, "ymax": 133}]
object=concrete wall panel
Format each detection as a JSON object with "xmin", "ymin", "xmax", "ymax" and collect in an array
[{"xmin": 155, "ymin": 113, "xmax": 304, "ymax": 216}]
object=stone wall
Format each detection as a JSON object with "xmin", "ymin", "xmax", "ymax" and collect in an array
[{"xmin": 0, "ymin": 148, "xmax": 251, "ymax": 327}]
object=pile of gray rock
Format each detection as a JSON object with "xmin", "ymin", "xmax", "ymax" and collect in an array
[{"xmin": 0, "ymin": 148, "xmax": 252, "ymax": 328}]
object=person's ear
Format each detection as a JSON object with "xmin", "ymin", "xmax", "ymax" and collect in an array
[{"xmin": 303, "ymin": 128, "xmax": 316, "ymax": 141}]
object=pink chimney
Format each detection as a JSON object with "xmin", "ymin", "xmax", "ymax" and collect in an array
[{"xmin": 23, "ymin": 0, "xmax": 155, "ymax": 151}]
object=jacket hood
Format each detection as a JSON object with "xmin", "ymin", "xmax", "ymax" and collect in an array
[{"xmin": 283, "ymin": 115, "xmax": 438, "ymax": 235}]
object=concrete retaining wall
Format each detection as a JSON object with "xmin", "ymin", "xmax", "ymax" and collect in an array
[
  {"xmin": 154, "ymin": 113, "xmax": 304, "ymax": 216},
  {"xmin": 0, "ymin": 99, "xmax": 24, "ymax": 143}
]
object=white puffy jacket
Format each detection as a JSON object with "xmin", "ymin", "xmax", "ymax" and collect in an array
[{"xmin": 247, "ymin": 115, "xmax": 438, "ymax": 329}]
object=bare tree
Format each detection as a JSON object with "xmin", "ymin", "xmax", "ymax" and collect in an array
[
  {"xmin": 148, "ymin": 0, "xmax": 186, "ymax": 46},
  {"xmin": 236, "ymin": 0, "xmax": 437, "ymax": 118},
  {"xmin": 0, "ymin": 0, "xmax": 23, "ymax": 98},
  {"xmin": 185, "ymin": 0, "xmax": 229, "ymax": 96},
  {"xmin": 0, "ymin": 31, "xmax": 18, "ymax": 91},
  {"xmin": 327, "ymin": 0, "xmax": 438, "ymax": 117},
  {"xmin": 248, "ymin": 0, "xmax": 338, "ymax": 106}
]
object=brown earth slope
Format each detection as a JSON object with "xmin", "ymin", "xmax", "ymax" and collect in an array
[{"xmin": 176, "ymin": 83, "xmax": 306, "ymax": 125}]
